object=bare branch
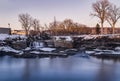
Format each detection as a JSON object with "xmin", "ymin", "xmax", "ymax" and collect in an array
[
  {"xmin": 19, "ymin": 13, "xmax": 33, "ymax": 36},
  {"xmin": 106, "ymin": 4, "xmax": 120, "ymax": 34}
]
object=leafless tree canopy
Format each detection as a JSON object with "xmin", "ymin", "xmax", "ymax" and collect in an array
[
  {"xmin": 32, "ymin": 19, "xmax": 41, "ymax": 32},
  {"xmin": 106, "ymin": 5, "xmax": 120, "ymax": 34},
  {"xmin": 48, "ymin": 19, "xmax": 90, "ymax": 35},
  {"xmin": 19, "ymin": 13, "xmax": 33, "ymax": 36},
  {"xmin": 91, "ymin": 0, "xmax": 110, "ymax": 34}
]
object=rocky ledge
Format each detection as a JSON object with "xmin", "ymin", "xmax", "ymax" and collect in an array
[{"xmin": 0, "ymin": 46, "xmax": 78, "ymax": 58}]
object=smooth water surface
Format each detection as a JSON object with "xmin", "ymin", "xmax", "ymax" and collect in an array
[{"xmin": 0, "ymin": 54, "xmax": 120, "ymax": 81}]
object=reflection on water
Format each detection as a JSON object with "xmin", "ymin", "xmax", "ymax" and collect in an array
[{"xmin": 0, "ymin": 55, "xmax": 120, "ymax": 81}]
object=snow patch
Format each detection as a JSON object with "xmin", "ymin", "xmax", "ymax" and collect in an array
[
  {"xmin": 0, "ymin": 46, "xmax": 21, "ymax": 53},
  {"xmin": 30, "ymin": 51, "xmax": 40, "ymax": 54},
  {"xmin": 0, "ymin": 34, "xmax": 9, "ymax": 40},
  {"xmin": 24, "ymin": 47, "xmax": 31, "ymax": 51},
  {"xmin": 0, "ymin": 34, "xmax": 27, "ymax": 41},
  {"xmin": 40, "ymin": 48, "xmax": 56, "ymax": 52},
  {"xmin": 54, "ymin": 36, "xmax": 73, "ymax": 41},
  {"xmin": 85, "ymin": 51, "xmax": 95, "ymax": 54},
  {"xmin": 115, "ymin": 47, "xmax": 120, "ymax": 51}
]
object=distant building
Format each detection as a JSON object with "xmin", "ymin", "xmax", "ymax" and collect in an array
[
  {"xmin": 0, "ymin": 27, "xmax": 11, "ymax": 34},
  {"xmin": 11, "ymin": 30, "xmax": 26, "ymax": 35}
]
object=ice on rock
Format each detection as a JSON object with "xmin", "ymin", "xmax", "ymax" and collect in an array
[
  {"xmin": 0, "ymin": 46, "xmax": 20, "ymax": 53},
  {"xmin": 30, "ymin": 51, "xmax": 40, "ymax": 54},
  {"xmin": 40, "ymin": 48, "xmax": 56, "ymax": 52},
  {"xmin": 0, "ymin": 34, "xmax": 26, "ymax": 41},
  {"xmin": 115, "ymin": 47, "xmax": 120, "ymax": 51}
]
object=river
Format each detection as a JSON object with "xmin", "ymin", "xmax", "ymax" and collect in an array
[{"xmin": 0, "ymin": 54, "xmax": 120, "ymax": 81}]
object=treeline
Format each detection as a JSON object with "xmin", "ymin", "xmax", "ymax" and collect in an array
[
  {"xmin": 18, "ymin": 13, "xmax": 91, "ymax": 36},
  {"xmin": 48, "ymin": 19, "xmax": 91, "ymax": 35}
]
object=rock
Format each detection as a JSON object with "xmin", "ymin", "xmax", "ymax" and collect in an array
[
  {"xmin": 12, "ymin": 41, "xmax": 27, "ymax": 50},
  {"xmin": 0, "ymin": 51, "xmax": 6, "ymax": 56},
  {"xmin": 65, "ymin": 49, "xmax": 78, "ymax": 55},
  {"xmin": 115, "ymin": 47, "xmax": 120, "ymax": 51},
  {"xmin": 21, "ymin": 54, "xmax": 38, "ymax": 58}
]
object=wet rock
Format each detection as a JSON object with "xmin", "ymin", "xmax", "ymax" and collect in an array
[
  {"xmin": 73, "ymin": 36, "xmax": 120, "ymax": 50},
  {"xmin": 12, "ymin": 41, "xmax": 27, "ymax": 50},
  {"xmin": 64, "ymin": 49, "xmax": 78, "ymax": 55},
  {"xmin": 92, "ymin": 54, "xmax": 120, "ymax": 59},
  {"xmin": 19, "ymin": 54, "xmax": 38, "ymax": 58},
  {"xmin": 0, "ymin": 51, "xmax": 6, "ymax": 56}
]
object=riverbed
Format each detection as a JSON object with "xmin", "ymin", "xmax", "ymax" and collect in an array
[{"xmin": 0, "ymin": 53, "xmax": 120, "ymax": 81}]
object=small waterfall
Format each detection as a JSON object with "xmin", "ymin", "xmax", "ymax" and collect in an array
[{"xmin": 30, "ymin": 41, "xmax": 44, "ymax": 49}]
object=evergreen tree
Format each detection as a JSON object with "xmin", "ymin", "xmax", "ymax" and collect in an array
[{"xmin": 96, "ymin": 23, "xmax": 101, "ymax": 34}]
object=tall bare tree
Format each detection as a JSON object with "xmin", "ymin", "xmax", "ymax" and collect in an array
[
  {"xmin": 106, "ymin": 5, "xmax": 120, "ymax": 34},
  {"xmin": 91, "ymin": 0, "xmax": 110, "ymax": 34},
  {"xmin": 32, "ymin": 19, "xmax": 41, "ymax": 32},
  {"xmin": 19, "ymin": 13, "xmax": 33, "ymax": 36}
]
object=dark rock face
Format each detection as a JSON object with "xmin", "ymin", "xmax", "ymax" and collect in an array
[
  {"xmin": 0, "ymin": 51, "xmax": 6, "ymax": 56},
  {"xmin": 72, "ymin": 37, "xmax": 83, "ymax": 48},
  {"xmin": 73, "ymin": 36, "xmax": 120, "ymax": 50},
  {"xmin": 15, "ymin": 54, "xmax": 38, "ymax": 58},
  {"xmin": 92, "ymin": 54, "xmax": 120, "ymax": 59},
  {"xmin": 12, "ymin": 41, "xmax": 27, "ymax": 50},
  {"xmin": 0, "ymin": 51, "xmax": 17, "ymax": 57},
  {"xmin": 0, "ymin": 47, "xmax": 79, "ymax": 58}
]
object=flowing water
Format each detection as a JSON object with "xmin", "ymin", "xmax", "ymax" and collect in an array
[{"xmin": 0, "ymin": 54, "xmax": 120, "ymax": 81}]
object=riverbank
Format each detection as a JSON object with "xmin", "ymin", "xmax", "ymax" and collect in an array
[
  {"xmin": 1, "ymin": 34, "xmax": 120, "ymax": 59},
  {"xmin": 0, "ymin": 46, "xmax": 79, "ymax": 58}
]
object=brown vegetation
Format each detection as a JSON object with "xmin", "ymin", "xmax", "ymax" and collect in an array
[{"xmin": 48, "ymin": 19, "xmax": 91, "ymax": 36}]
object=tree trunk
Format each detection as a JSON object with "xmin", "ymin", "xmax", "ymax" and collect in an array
[
  {"xmin": 25, "ymin": 30, "xmax": 29, "ymax": 37},
  {"xmin": 112, "ymin": 24, "xmax": 115, "ymax": 34},
  {"xmin": 101, "ymin": 22, "xmax": 104, "ymax": 34}
]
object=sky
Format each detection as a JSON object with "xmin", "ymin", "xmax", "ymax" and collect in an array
[{"xmin": 0, "ymin": 0, "xmax": 120, "ymax": 30}]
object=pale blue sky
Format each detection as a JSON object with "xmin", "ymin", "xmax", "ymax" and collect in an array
[{"xmin": 0, "ymin": 0, "xmax": 120, "ymax": 29}]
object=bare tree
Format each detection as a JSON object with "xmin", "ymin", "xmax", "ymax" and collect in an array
[
  {"xmin": 19, "ymin": 13, "xmax": 33, "ymax": 36},
  {"xmin": 32, "ymin": 19, "xmax": 41, "ymax": 32},
  {"xmin": 44, "ymin": 24, "xmax": 49, "ymax": 31},
  {"xmin": 48, "ymin": 17, "xmax": 61, "ymax": 35},
  {"xmin": 91, "ymin": 0, "xmax": 110, "ymax": 34},
  {"xmin": 106, "ymin": 5, "xmax": 120, "ymax": 34},
  {"xmin": 48, "ymin": 18, "xmax": 90, "ymax": 35}
]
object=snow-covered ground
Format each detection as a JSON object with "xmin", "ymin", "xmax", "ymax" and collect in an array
[
  {"xmin": 0, "ymin": 34, "xmax": 9, "ymax": 40},
  {"xmin": 53, "ymin": 34, "xmax": 120, "ymax": 41},
  {"xmin": 1, "ymin": 34, "xmax": 120, "ymax": 42},
  {"xmin": 0, "ymin": 46, "xmax": 22, "ymax": 54},
  {"xmin": 53, "ymin": 36, "xmax": 73, "ymax": 41},
  {"xmin": 0, "ymin": 34, "xmax": 27, "ymax": 41},
  {"xmin": 85, "ymin": 51, "xmax": 95, "ymax": 55},
  {"xmin": 24, "ymin": 47, "xmax": 31, "ymax": 51},
  {"xmin": 25, "ymin": 46, "xmax": 56, "ymax": 52},
  {"xmin": 1, "ymin": 34, "xmax": 120, "ymax": 56},
  {"xmin": 40, "ymin": 47, "xmax": 56, "ymax": 52},
  {"xmin": 30, "ymin": 51, "xmax": 40, "ymax": 54},
  {"xmin": 86, "ymin": 48, "xmax": 120, "ymax": 55},
  {"xmin": 115, "ymin": 47, "xmax": 120, "ymax": 51}
]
